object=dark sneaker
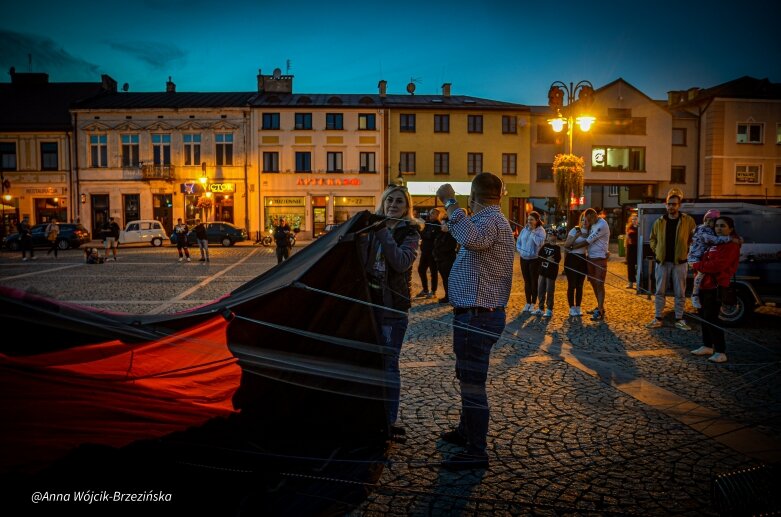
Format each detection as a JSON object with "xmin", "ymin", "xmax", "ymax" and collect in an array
[
  {"xmin": 591, "ymin": 309, "xmax": 604, "ymax": 321},
  {"xmin": 586, "ymin": 306, "xmax": 598, "ymax": 315},
  {"xmin": 442, "ymin": 451, "xmax": 489, "ymax": 470},
  {"xmin": 440, "ymin": 428, "xmax": 468, "ymax": 447}
]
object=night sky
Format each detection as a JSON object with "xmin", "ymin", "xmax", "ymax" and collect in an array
[{"xmin": 1, "ymin": 0, "xmax": 779, "ymax": 104}]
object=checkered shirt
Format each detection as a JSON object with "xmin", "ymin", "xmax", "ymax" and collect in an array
[{"xmin": 447, "ymin": 205, "xmax": 515, "ymax": 309}]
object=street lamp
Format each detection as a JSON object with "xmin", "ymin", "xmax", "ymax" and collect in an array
[{"xmin": 547, "ymin": 80, "xmax": 596, "ymax": 154}]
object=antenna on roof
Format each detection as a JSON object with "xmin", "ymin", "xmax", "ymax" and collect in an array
[{"xmin": 286, "ymin": 59, "xmax": 292, "ymax": 74}]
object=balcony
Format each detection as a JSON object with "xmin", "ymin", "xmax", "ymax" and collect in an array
[{"xmin": 141, "ymin": 164, "xmax": 175, "ymax": 181}]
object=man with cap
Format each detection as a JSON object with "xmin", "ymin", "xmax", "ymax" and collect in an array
[
  {"xmin": 686, "ymin": 208, "xmax": 737, "ymax": 309},
  {"xmin": 646, "ymin": 189, "xmax": 696, "ymax": 330}
]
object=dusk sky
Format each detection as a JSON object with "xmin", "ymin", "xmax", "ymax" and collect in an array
[{"xmin": 1, "ymin": 0, "xmax": 779, "ymax": 105}]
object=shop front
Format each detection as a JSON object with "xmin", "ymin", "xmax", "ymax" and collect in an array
[{"xmin": 259, "ymin": 173, "xmax": 383, "ymax": 239}]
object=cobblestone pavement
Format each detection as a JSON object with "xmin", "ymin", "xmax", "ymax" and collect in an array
[{"xmin": 1, "ymin": 242, "xmax": 779, "ymax": 515}]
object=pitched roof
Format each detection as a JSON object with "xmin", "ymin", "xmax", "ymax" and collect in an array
[
  {"xmin": 72, "ymin": 91, "xmax": 256, "ymax": 110},
  {"xmin": 0, "ymin": 77, "xmax": 108, "ymax": 132},
  {"xmin": 250, "ymin": 93, "xmax": 528, "ymax": 111},
  {"xmin": 679, "ymin": 76, "xmax": 781, "ymax": 106}
]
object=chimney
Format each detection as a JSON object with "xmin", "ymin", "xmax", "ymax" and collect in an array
[
  {"xmin": 442, "ymin": 83, "xmax": 451, "ymax": 97},
  {"xmin": 686, "ymin": 87, "xmax": 700, "ymax": 101},
  {"xmin": 666, "ymin": 91, "xmax": 685, "ymax": 106},
  {"xmin": 166, "ymin": 76, "xmax": 176, "ymax": 93},
  {"xmin": 101, "ymin": 74, "xmax": 117, "ymax": 92},
  {"xmin": 378, "ymin": 79, "xmax": 387, "ymax": 98},
  {"xmin": 257, "ymin": 68, "xmax": 264, "ymax": 92}
]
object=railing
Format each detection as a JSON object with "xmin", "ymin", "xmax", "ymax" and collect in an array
[{"xmin": 141, "ymin": 164, "xmax": 175, "ymax": 180}]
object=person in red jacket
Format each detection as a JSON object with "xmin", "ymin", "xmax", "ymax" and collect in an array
[{"xmin": 690, "ymin": 216, "xmax": 741, "ymax": 363}]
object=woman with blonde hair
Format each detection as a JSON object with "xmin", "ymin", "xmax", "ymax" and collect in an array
[{"xmin": 360, "ymin": 185, "xmax": 420, "ymax": 435}]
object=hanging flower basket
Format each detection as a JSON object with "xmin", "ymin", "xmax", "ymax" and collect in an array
[
  {"xmin": 196, "ymin": 196, "xmax": 213, "ymax": 209},
  {"xmin": 553, "ymin": 153, "xmax": 585, "ymax": 208}
]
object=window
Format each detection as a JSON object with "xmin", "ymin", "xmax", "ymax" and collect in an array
[
  {"xmin": 327, "ymin": 152, "xmax": 343, "ymax": 172},
  {"xmin": 325, "ymin": 113, "xmax": 343, "ymax": 130},
  {"xmin": 737, "ymin": 123, "xmax": 763, "ymax": 144},
  {"xmin": 152, "ymin": 134, "xmax": 171, "ymax": 165},
  {"xmin": 40, "ymin": 142, "xmax": 58, "ymax": 170},
  {"xmin": 434, "ymin": 152, "xmax": 449, "ymax": 174},
  {"xmin": 502, "ymin": 153, "xmax": 517, "ymax": 175},
  {"xmin": 502, "ymin": 116, "xmax": 517, "ymax": 134},
  {"xmin": 263, "ymin": 152, "xmax": 279, "ymax": 172},
  {"xmin": 0, "ymin": 142, "xmax": 16, "ymax": 170},
  {"xmin": 536, "ymin": 124, "xmax": 556, "ymax": 144},
  {"xmin": 89, "ymin": 134, "xmax": 107, "ymax": 168},
  {"xmin": 358, "ymin": 113, "xmax": 376, "ymax": 130},
  {"xmin": 359, "ymin": 152, "xmax": 375, "ymax": 173},
  {"xmin": 434, "ymin": 114, "xmax": 449, "ymax": 133},
  {"xmin": 295, "ymin": 113, "xmax": 312, "ymax": 130},
  {"xmin": 735, "ymin": 164, "xmax": 761, "ymax": 184},
  {"xmin": 262, "ymin": 113, "xmax": 280, "ymax": 130},
  {"xmin": 467, "ymin": 153, "xmax": 483, "ymax": 175},
  {"xmin": 671, "ymin": 166, "xmax": 686, "ymax": 184},
  {"xmin": 183, "ymin": 134, "xmax": 201, "ymax": 166},
  {"xmin": 120, "ymin": 135, "xmax": 139, "ymax": 167},
  {"xmin": 608, "ymin": 186, "xmax": 619, "ymax": 196},
  {"xmin": 399, "ymin": 152, "xmax": 416, "ymax": 173},
  {"xmin": 536, "ymin": 163, "xmax": 553, "ymax": 182},
  {"xmin": 591, "ymin": 146, "xmax": 646, "ymax": 172},
  {"xmin": 295, "ymin": 152, "xmax": 311, "ymax": 172},
  {"xmin": 467, "ymin": 115, "xmax": 483, "ymax": 133},
  {"xmin": 215, "ymin": 133, "xmax": 233, "ymax": 165},
  {"xmin": 672, "ymin": 128, "xmax": 687, "ymax": 146},
  {"xmin": 777, "ymin": 124, "xmax": 781, "ymax": 144},
  {"xmin": 400, "ymin": 114, "xmax": 416, "ymax": 132},
  {"xmin": 775, "ymin": 165, "xmax": 781, "ymax": 184}
]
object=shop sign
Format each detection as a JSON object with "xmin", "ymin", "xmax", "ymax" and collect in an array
[
  {"xmin": 334, "ymin": 196, "xmax": 374, "ymax": 206},
  {"xmin": 180, "ymin": 182, "xmax": 203, "ymax": 194},
  {"xmin": 26, "ymin": 187, "xmax": 62, "ymax": 195},
  {"xmin": 296, "ymin": 178, "xmax": 361, "ymax": 187},
  {"xmin": 210, "ymin": 183, "xmax": 235, "ymax": 193},
  {"xmin": 735, "ymin": 169, "xmax": 760, "ymax": 184},
  {"xmin": 265, "ymin": 197, "xmax": 306, "ymax": 207}
]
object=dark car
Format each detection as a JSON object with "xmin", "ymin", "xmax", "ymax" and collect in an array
[
  {"xmin": 170, "ymin": 222, "xmax": 247, "ymax": 247},
  {"xmin": 3, "ymin": 223, "xmax": 92, "ymax": 251}
]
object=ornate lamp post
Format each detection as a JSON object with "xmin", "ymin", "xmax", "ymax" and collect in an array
[
  {"xmin": 547, "ymin": 80, "xmax": 596, "ymax": 227},
  {"xmin": 547, "ymin": 80, "xmax": 596, "ymax": 154}
]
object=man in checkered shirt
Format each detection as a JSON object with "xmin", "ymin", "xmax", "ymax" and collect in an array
[{"xmin": 435, "ymin": 172, "xmax": 515, "ymax": 470}]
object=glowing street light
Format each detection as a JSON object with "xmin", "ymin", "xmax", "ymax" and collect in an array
[{"xmin": 547, "ymin": 80, "xmax": 596, "ymax": 154}]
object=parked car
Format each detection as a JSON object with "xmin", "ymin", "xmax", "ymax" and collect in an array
[
  {"xmin": 119, "ymin": 220, "xmax": 168, "ymax": 247},
  {"xmin": 3, "ymin": 223, "xmax": 92, "ymax": 251},
  {"xmin": 637, "ymin": 202, "xmax": 781, "ymax": 325},
  {"xmin": 169, "ymin": 222, "xmax": 247, "ymax": 247}
]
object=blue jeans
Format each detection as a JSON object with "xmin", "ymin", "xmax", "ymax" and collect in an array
[
  {"xmin": 453, "ymin": 310, "xmax": 506, "ymax": 454},
  {"xmin": 380, "ymin": 316, "xmax": 409, "ymax": 425}
]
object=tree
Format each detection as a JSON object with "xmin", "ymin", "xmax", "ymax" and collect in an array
[{"xmin": 553, "ymin": 153, "xmax": 585, "ymax": 228}]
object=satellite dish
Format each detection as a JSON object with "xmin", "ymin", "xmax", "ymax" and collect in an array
[
  {"xmin": 406, "ymin": 82, "xmax": 416, "ymax": 95},
  {"xmin": 273, "ymin": 68, "xmax": 282, "ymax": 79},
  {"xmin": 122, "ymin": 83, "xmax": 129, "ymax": 92}
]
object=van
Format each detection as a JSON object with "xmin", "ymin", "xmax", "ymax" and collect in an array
[{"xmin": 636, "ymin": 202, "xmax": 781, "ymax": 325}]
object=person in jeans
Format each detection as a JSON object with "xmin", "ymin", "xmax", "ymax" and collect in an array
[
  {"xmin": 359, "ymin": 185, "xmax": 419, "ymax": 437},
  {"xmin": 174, "ymin": 218, "xmax": 191, "ymax": 262},
  {"xmin": 690, "ymin": 216, "xmax": 741, "ymax": 363},
  {"xmin": 535, "ymin": 229, "xmax": 561, "ymax": 317},
  {"xmin": 646, "ymin": 190, "xmax": 696, "ymax": 330},
  {"xmin": 435, "ymin": 172, "xmax": 515, "ymax": 470},
  {"xmin": 194, "ymin": 219, "xmax": 209, "ymax": 262},
  {"xmin": 568, "ymin": 208, "xmax": 610, "ymax": 321},
  {"xmin": 516, "ymin": 211, "xmax": 545, "ymax": 313}
]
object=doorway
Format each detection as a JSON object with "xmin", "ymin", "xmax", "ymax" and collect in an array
[
  {"xmin": 91, "ymin": 194, "xmax": 109, "ymax": 236},
  {"xmin": 153, "ymin": 194, "xmax": 173, "ymax": 235},
  {"xmin": 312, "ymin": 205, "xmax": 326, "ymax": 238}
]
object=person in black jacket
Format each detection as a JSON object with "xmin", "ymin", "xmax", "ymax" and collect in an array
[
  {"xmin": 432, "ymin": 208, "xmax": 458, "ymax": 304},
  {"xmin": 18, "ymin": 217, "xmax": 35, "ymax": 261},
  {"xmin": 194, "ymin": 219, "xmax": 209, "ymax": 262},
  {"xmin": 415, "ymin": 210, "xmax": 439, "ymax": 299},
  {"xmin": 273, "ymin": 217, "xmax": 292, "ymax": 264},
  {"xmin": 535, "ymin": 230, "xmax": 561, "ymax": 317}
]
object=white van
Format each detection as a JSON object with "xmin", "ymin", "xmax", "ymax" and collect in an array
[
  {"xmin": 119, "ymin": 220, "xmax": 168, "ymax": 247},
  {"xmin": 637, "ymin": 202, "xmax": 781, "ymax": 325}
]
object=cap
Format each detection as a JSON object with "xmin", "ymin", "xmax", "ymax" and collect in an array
[{"xmin": 704, "ymin": 209, "xmax": 720, "ymax": 220}]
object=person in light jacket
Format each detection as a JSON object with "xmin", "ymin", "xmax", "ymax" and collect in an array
[{"xmin": 516, "ymin": 211, "xmax": 546, "ymax": 312}]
